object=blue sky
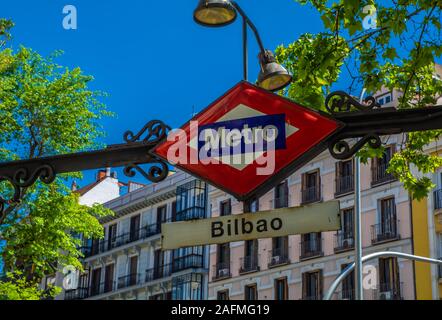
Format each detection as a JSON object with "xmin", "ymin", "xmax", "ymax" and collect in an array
[
  {"xmin": 1, "ymin": 0, "xmax": 328, "ymax": 187},
  {"xmin": 2, "ymin": 1, "xmax": 439, "ymax": 188}
]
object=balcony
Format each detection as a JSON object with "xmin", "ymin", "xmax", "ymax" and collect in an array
[
  {"xmin": 371, "ymin": 219, "xmax": 400, "ymax": 244},
  {"xmin": 175, "ymin": 207, "xmax": 206, "ymax": 221},
  {"xmin": 83, "ymin": 223, "xmax": 165, "ymax": 258},
  {"xmin": 373, "ymin": 283, "xmax": 403, "ymax": 300},
  {"xmin": 434, "ymin": 189, "xmax": 442, "ymax": 211},
  {"xmin": 89, "ymin": 281, "xmax": 116, "ymax": 297},
  {"xmin": 268, "ymin": 248, "xmax": 290, "ymax": 268},
  {"xmin": 300, "ymin": 238, "xmax": 323, "ymax": 260},
  {"xmin": 145, "ymin": 264, "xmax": 172, "ymax": 282},
  {"xmin": 334, "ymin": 231, "xmax": 354, "ymax": 253},
  {"xmin": 64, "ymin": 287, "xmax": 89, "ymax": 300},
  {"xmin": 371, "ymin": 163, "xmax": 395, "ymax": 186},
  {"xmin": 335, "ymin": 175, "xmax": 354, "ymax": 197},
  {"xmin": 118, "ymin": 273, "xmax": 140, "ymax": 290},
  {"xmin": 338, "ymin": 289, "xmax": 355, "ymax": 300},
  {"xmin": 301, "ymin": 186, "xmax": 321, "ymax": 205},
  {"xmin": 212, "ymin": 262, "xmax": 231, "ymax": 281},
  {"xmin": 239, "ymin": 255, "xmax": 260, "ymax": 274},
  {"xmin": 173, "ymin": 254, "xmax": 204, "ymax": 272},
  {"xmin": 274, "ymin": 196, "xmax": 289, "ymax": 209}
]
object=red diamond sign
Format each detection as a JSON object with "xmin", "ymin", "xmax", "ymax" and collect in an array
[{"xmin": 153, "ymin": 82, "xmax": 343, "ymax": 201}]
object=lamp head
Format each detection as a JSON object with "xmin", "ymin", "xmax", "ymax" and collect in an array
[
  {"xmin": 257, "ymin": 50, "xmax": 292, "ymax": 92},
  {"xmin": 193, "ymin": 0, "xmax": 237, "ymax": 27}
]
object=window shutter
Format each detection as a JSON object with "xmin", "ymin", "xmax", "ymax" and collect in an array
[
  {"xmin": 316, "ymin": 170, "xmax": 321, "ymax": 199},
  {"xmin": 318, "ymin": 270, "xmax": 324, "ymax": 299}
]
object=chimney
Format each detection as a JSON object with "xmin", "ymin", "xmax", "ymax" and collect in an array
[
  {"xmin": 71, "ymin": 180, "xmax": 77, "ymax": 191},
  {"xmin": 97, "ymin": 170, "xmax": 107, "ymax": 181}
]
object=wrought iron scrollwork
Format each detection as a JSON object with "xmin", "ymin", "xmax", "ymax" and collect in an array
[
  {"xmin": 123, "ymin": 120, "xmax": 171, "ymax": 144},
  {"xmin": 328, "ymin": 134, "xmax": 382, "ymax": 160},
  {"xmin": 123, "ymin": 159, "xmax": 169, "ymax": 184},
  {"xmin": 0, "ymin": 164, "xmax": 56, "ymax": 218},
  {"xmin": 325, "ymin": 91, "xmax": 381, "ymax": 114}
]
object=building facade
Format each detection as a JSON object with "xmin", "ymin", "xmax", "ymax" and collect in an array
[
  {"xmin": 208, "ymin": 134, "xmax": 415, "ymax": 300},
  {"xmin": 64, "ymin": 171, "xmax": 210, "ymax": 300},
  {"xmin": 207, "ymin": 75, "xmax": 442, "ymax": 300}
]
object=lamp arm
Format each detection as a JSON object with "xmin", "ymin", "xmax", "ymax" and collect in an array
[{"xmin": 231, "ymin": 1, "xmax": 266, "ymax": 54}]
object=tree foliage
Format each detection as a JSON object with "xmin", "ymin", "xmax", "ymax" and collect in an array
[
  {"xmin": 0, "ymin": 23, "xmax": 114, "ymax": 298},
  {"xmin": 276, "ymin": 0, "xmax": 442, "ymax": 199}
]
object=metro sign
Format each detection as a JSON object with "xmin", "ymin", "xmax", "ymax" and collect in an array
[{"xmin": 153, "ymin": 81, "xmax": 343, "ymax": 201}]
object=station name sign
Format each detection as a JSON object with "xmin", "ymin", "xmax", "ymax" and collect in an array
[{"xmin": 161, "ymin": 201, "xmax": 341, "ymax": 250}]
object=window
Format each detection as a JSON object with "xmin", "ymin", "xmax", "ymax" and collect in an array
[
  {"xmin": 245, "ymin": 284, "xmax": 258, "ymax": 300},
  {"xmin": 385, "ymin": 95, "xmax": 392, "ymax": 104},
  {"xmin": 269, "ymin": 237, "xmax": 289, "ymax": 267},
  {"xmin": 274, "ymin": 278, "xmax": 288, "ymax": 300},
  {"xmin": 90, "ymin": 268, "xmax": 101, "ymax": 296},
  {"xmin": 302, "ymin": 170, "xmax": 321, "ymax": 204},
  {"xmin": 335, "ymin": 160, "xmax": 354, "ymax": 196},
  {"xmin": 302, "ymin": 270, "xmax": 323, "ymax": 300},
  {"xmin": 156, "ymin": 206, "xmax": 167, "ymax": 232},
  {"xmin": 217, "ymin": 290, "xmax": 229, "ymax": 300},
  {"xmin": 378, "ymin": 98, "xmax": 384, "ymax": 105},
  {"xmin": 372, "ymin": 145, "xmax": 395, "ymax": 185},
  {"xmin": 154, "ymin": 249, "xmax": 165, "ymax": 278},
  {"xmin": 176, "ymin": 180, "xmax": 207, "ymax": 221},
  {"xmin": 107, "ymin": 224, "xmax": 117, "ymax": 250},
  {"xmin": 129, "ymin": 256, "xmax": 138, "ymax": 286},
  {"xmin": 241, "ymin": 240, "xmax": 259, "ymax": 273},
  {"xmin": 300, "ymin": 233, "xmax": 322, "ymax": 259},
  {"xmin": 220, "ymin": 199, "xmax": 232, "ymax": 216},
  {"xmin": 215, "ymin": 243, "xmax": 230, "ymax": 279},
  {"xmin": 171, "ymin": 201, "xmax": 177, "ymax": 222},
  {"xmin": 104, "ymin": 264, "xmax": 114, "ymax": 293},
  {"xmin": 341, "ymin": 264, "xmax": 354, "ymax": 300},
  {"xmin": 172, "ymin": 273, "xmax": 204, "ymax": 300},
  {"xmin": 378, "ymin": 258, "xmax": 401, "ymax": 299},
  {"xmin": 372, "ymin": 197, "xmax": 398, "ymax": 243},
  {"xmin": 130, "ymin": 215, "xmax": 140, "ymax": 241},
  {"xmin": 274, "ymin": 181, "xmax": 288, "ymax": 208},
  {"xmin": 246, "ymin": 197, "xmax": 259, "ymax": 213}
]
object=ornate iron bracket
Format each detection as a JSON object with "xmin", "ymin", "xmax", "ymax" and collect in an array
[
  {"xmin": 0, "ymin": 120, "xmax": 171, "ymax": 219},
  {"xmin": 325, "ymin": 91, "xmax": 382, "ymax": 160},
  {"xmin": 325, "ymin": 91, "xmax": 381, "ymax": 114}
]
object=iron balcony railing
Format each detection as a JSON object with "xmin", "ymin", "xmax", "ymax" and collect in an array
[
  {"xmin": 175, "ymin": 207, "xmax": 206, "ymax": 222},
  {"xmin": 300, "ymin": 237, "xmax": 323, "ymax": 260},
  {"xmin": 239, "ymin": 255, "xmax": 260, "ymax": 274},
  {"xmin": 83, "ymin": 221, "xmax": 171, "ymax": 258},
  {"xmin": 212, "ymin": 262, "xmax": 231, "ymax": 281},
  {"xmin": 302, "ymin": 294, "xmax": 322, "ymax": 300},
  {"xmin": 339, "ymin": 289, "xmax": 355, "ymax": 300},
  {"xmin": 274, "ymin": 196, "xmax": 289, "ymax": 209},
  {"xmin": 434, "ymin": 189, "xmax": 442, "ymax": 210},
  {"xmin": 173, "ymin": 254, "xmax": 204, "ymax": 272},
  {"xmin": 301, "ymin": 185, "xmax": 321, "ymax": 204},
  {"xmin": 64, "ymin": 287, "xmax": 89, "ymax": 300},
  {"xmin": 118, "ymin": 273, "xmax": 140, "ymax": 290},
  {"xmin": 371, "ymin": 218, "xmax": 400, "ymax": 244},
  {"xmin": 89, "ymin": 281, "xmax": 116, "ymax": 297},
  {"xmin": 268, "ymin": 247, "xmax": 290, "ymax": 267},
  {"xmin": 373, "ymin": 282, "xmax": 403, "ymax": 300},
  {"xmin": 335, "ymin": 175, "xmax": 354, "ymax": 196},
  {"xmin": 145, "ymin": 264, "xmax": 173, "ymax": 282},
  {"xmin": 371, "ymin": 163, "xmax": 395, "ymax": 185},
  {"xmin": 334, "ymin": 231, "xmax": 354, "ymax": 252}
]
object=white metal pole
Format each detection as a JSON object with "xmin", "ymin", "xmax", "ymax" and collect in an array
[{"xmin": 355, "ymin": 89, "xmax": 366, "ymax": 300}]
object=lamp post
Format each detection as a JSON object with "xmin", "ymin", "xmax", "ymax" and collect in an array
[{"xmin": 193, "ymin": 0, "xmax": 292, "ymax": 91}]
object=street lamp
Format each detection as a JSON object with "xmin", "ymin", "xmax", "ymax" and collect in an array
[{"xmin": 193, "ymin": 0, "xmax": 292, "ymax": 92}]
